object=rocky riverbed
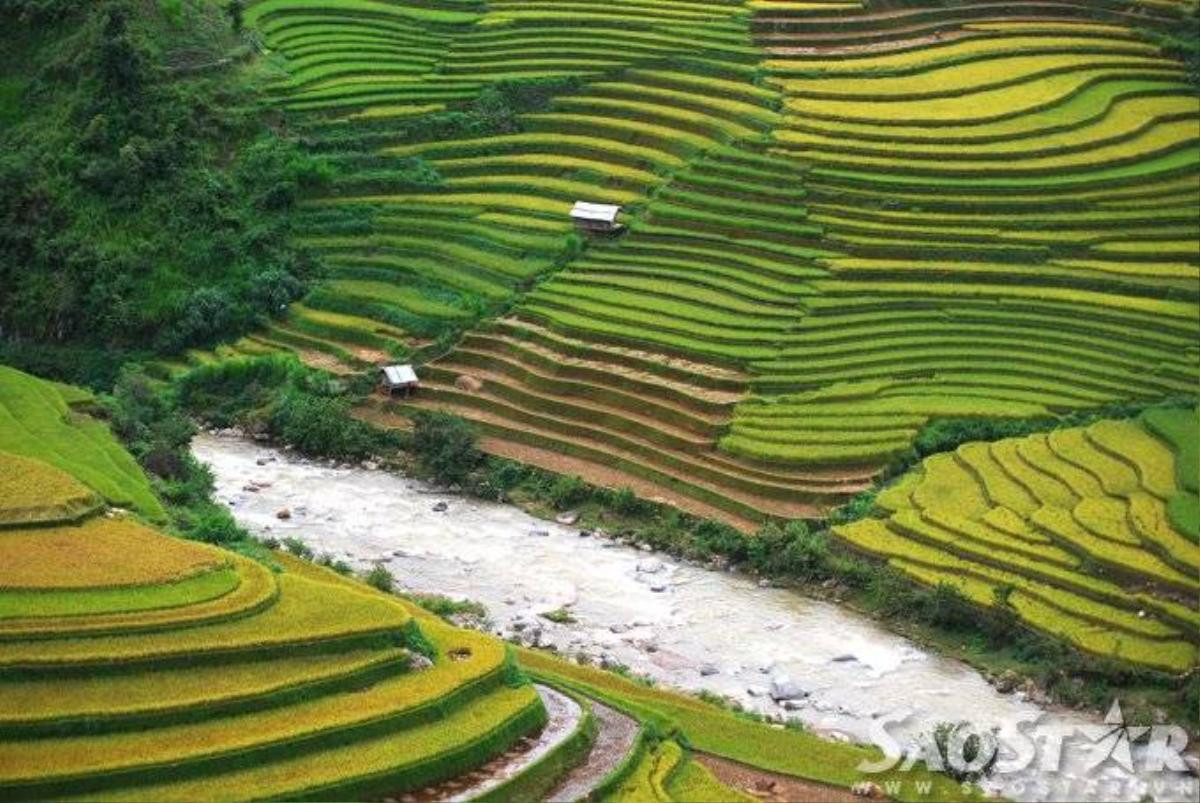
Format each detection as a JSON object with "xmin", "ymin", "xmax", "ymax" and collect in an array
[{"xmin": 194, "ymin": 432, "xmax": 1197, "ymax": 803}]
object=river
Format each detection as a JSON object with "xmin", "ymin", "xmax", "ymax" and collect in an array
[{"xmin": 193, "ymin": 433, "xmax": 1196, "ymax": 802}]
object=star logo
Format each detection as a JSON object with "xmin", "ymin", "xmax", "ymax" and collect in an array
[{"xmin": 1074, "ymin": 699, "xmax": 1150, "ymax": 773}]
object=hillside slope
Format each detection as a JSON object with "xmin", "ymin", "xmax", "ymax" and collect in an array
[
  {"xmin": 0, "ymin": 369, "xmax": 546, "ymax": 802},
  {"xmin": 232, "ymin": 0, "xmax": 1199, "ymax": 530},
  {"xmin": 835, "ymin": 409, "xmax": 1200, "ymax": 672}
]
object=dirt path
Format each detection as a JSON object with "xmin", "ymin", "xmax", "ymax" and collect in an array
[
  {"xmin": 377, "ymin": 685, "xmax": 582, "ymax": 803},
  {"xmin": 696, "ymin": 753, "xmax": 867, "ymax": 803},
  {"xmin": 545, "ymin": 700, "xmax": 640, "ymax": 802}
]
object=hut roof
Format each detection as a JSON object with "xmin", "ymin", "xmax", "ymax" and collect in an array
[
  {"xmin": 380, "ymin": 364, "xmax": 419, "ymax": 386},
  {"xmin": 570, "ymin": 201, "xmax": 621, "ymax": 224}
]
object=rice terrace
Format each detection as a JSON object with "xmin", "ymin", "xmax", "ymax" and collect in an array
[{"xmin": 0, "ymin": 0, "xmax": 1197, "ymax": 800}]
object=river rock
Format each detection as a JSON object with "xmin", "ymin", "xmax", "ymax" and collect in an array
[
  {"xmin": 529, "ymin": 528, "xmax": 550, "ymax": 537},
  {"xmin": 578, "ymin": 529, "xmax": 593, "ymax": 537},
  {"xmin": 831, "ymin": 653, "xmax": 857, "ymax": 663},
  {"xmin": 699, "ymin": 663, "xmax": 719, "ymax": 677},
  {"xmin": 769, "ymin": 674, "xmax": 809, "ymax": 702},
  {"xmin": 757, "ymin": 578, "xmax": 772, "ymax": 588},
  {"xmin": 555, "ymin": 510, "xmax": 580, "ymax": 525},
  {"xmin": 637, "ymin": 559, "xmax": 664, "ymax": 574},
  {"xmin": 610, "ymin": 623, "xmax": 630, "ymax": 634},
  {"xmin": 432, "ymin": 501, "xmax": 449, "ymax": 513},
  {"xmin": 363, "ymin": 460, "xmax": 379, "ymax": 471},
  {"xmin": 782, "ymin": 699, "xmax": 807, "ymax": 711},
  {"xmin": 639, "ymin": 543, "xmax": 653, "ymax": 552},
  {"xmin": 275, "ymin": 508, "xmax": 291, "ymax": 520},
  {"xmin": 994, "ymin": 669, "xmax": 1021, "ymax": 694},
  {"xmin": 649, "ymin": 582, "xmax": 668, "ymax": 593}
]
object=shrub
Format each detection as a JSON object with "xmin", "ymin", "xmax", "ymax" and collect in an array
[
  {"xmin": 269, "ymin": 389, "xmax": 375, "ymax": 459},
  {"xmin": 185, "ymin": 509, "xmax": 244, "ymax": 545},
  {"xmin": 547, "ymin": 474, "xmax": 589, "ymax": 511},
  {"xmin": 410, "ymin": 411, "xmax": 481, "ymax": 487},
  {"xmin": 691, "ymin": 519, "xmax": 747, "ymax": 562},
  {"xmin": 613, "ymin": 486, "xmax": 649, "ymax": 516},
  {"xmin": 365, "ymin": 564, "xmax": 394, "ymax": 593},
  {"xmin": 108, "ymin": 364, "xmax": 197, "ymax": 481},
  {"xmin": 916, "ymin": 582, "xmax": 978, "ymax": 631},
  {"xmin": 927, "ymin": 722, "xmax": 998, "ymax": 783},
  {"xmin": 282, "ymin": 537, "xmax": 312, "ymax": 559}
]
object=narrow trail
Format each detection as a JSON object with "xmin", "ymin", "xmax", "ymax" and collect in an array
[
  {"xmin": 377, "ymin": 685, "xmax": 582, "ymax": 803},
  {"xmin": 545, "ymin": 700, "xmax": 640, "ymax": 802},
  {"xmin": 696, "ymin": 754, "xmax": 864, "ymax": 803}
]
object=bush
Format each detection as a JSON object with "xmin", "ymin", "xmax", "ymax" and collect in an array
[
  {"xmin": 547, "ymin": 474, "xmax": 589, "ymax": 511},
  {"xmin": 410, "ymin": 410, "xmax": 481, "ymax": 487},
  {"xmin": 185, "ymin": 509, "xmax": 244, "ymax": 544},
  {"xmin": 928, "ymin": 722, "xmax": 998, "ymax": 783},
  {"xmin": 613, "ymin": 486, "xmax": 649, "ymax": 516},
  {"xmin": 916, "ymin": 582, "xmax": 978, "ymax": 631},
  {"xmin": 691, "ymin": 519, "xmax": 747, "ymax": 562},
  {"xmin": 282, "ymin": 537, "xmax": 312, "ymax": 560},
  {"xmin": 269, "ymin": 389, "xmax": 375, "ymax": 459},
  {"xmin": 108, "ymin": 364, "xmax": 197, "ymax": 480},
  {"xmin": 365, "ymin": 564, "xmax": 394, "ymax": 593}
]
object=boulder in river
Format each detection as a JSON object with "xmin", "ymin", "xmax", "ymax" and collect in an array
[
  {"xmin": 769, "ymin": 673, "xmax": 809, "ymax": 702},
  {"xmin": 529, "ymin": 528, "xmax": 550, "ymax": 537},
  {"xmin": 432, "ymin": 501, "xmax": 449, "ymax": 513},
  {"xmin": 555, "ymin": 510, "xmax": 580, "ymax": 525},
  {"xmin": 993, "ymin": 669, "xmax": 1021, "ymax": 694},
  {"xmin": 636, "ymin": 559, "xmax": 664, "ymax": 574},
  {"xmin": 649, "ymin": 582, "xmax": 668, "ymax": 593},
  {"xmin": 275, "ymin": 508, "xmax": 291, "ymax": 520},
  {"xmin": 699, "ymin": 663, "xmax": 719, "ymax": 677},
  {"xmin": 831, "ymin": 653, "xmax": 857, "ymax": 663}
]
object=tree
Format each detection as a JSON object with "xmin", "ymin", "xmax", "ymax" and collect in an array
[
  {"xmin": 225, "ymin": 0, "xmax": 243, "ymax": 32},
  {"xmin": 410, "ymin": 411, "xmax": 481, "ymax": 487}
]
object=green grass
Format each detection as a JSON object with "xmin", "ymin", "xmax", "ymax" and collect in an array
[{"xmin": 0, "ymin": 368, "xmax": 165, "ymax": 521}]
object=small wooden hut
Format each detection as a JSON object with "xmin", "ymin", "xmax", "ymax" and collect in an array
[
  {"xmin": 379, "ymin": 364, "xmax": 419, "ymax": 397},
  {"xmin": 570, "ymin": 201, "xmax": 624, "ymax": 234}
]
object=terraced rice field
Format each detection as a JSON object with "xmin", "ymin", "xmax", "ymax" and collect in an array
[
  {"xmin": 746, "ymin": 0, "xmax": 1200, "ymax": 478},
  {"xmin": 835, "ymin": 411, "xmax": 1200, "ymax": 672},
  {"xmin": 0, "ymin": 366, "xmax": 551, "ymax": 800},
  {"xmin": 0, "ymin": 367, "xmax": 165, "ymax": 521},
  {"xmin": 235, "ymin": 0, "xmax": 1198, "ymax": 531},
  {"xmin": 0, "ymin": 512, "xmax": 545, "ymax": 800}
]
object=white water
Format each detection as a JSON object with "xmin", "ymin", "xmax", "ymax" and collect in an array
[{"xmin": 194, "ymin": 433, "xmax": 1197, "ymax": 802}]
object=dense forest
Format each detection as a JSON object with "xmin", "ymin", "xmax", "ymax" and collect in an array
[{"xmin": 0, "ymin": 0, "xmax": 326, "ymax": 384}]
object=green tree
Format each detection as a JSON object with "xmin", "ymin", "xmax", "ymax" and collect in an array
[
  {"xmin": 225, "ymin": 0, "xmax": 243, "ymax": 32},
  {"xmin": 410, "ymin": 411, "xmax": 481, "ymax": 487}
]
